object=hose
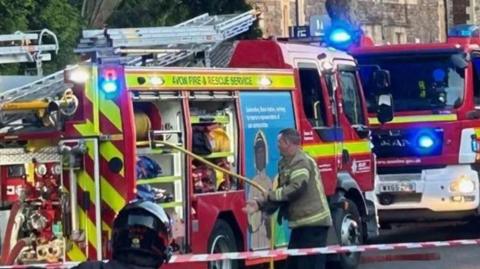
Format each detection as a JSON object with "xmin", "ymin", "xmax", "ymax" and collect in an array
[{"xmin": 154, "ymin": 140, "xmax": 267, "ymax": 194}]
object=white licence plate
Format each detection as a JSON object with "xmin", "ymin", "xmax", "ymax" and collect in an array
[{"xmin": 379, "ymin": 182, "xmax": 416, "ymax": 193}]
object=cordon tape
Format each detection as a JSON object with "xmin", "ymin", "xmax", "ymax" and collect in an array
[{"xmin": 2, "ymin": 238, "xmax": 480, "ymax": 268}]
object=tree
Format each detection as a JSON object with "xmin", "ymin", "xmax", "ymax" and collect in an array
[
  {"xmin": 26, "ymin": 0, "xmax": 83, "ymax": 74},
  {"xmin": 107, "ymin": 0, "xmax": 261, "ymax": 37},
  {"xmin": 0, "ymin": 0, "xmax": 83, "ymax": 75}
]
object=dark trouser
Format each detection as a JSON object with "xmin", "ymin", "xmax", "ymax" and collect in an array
[{"xmin": 286, "ymin": 226, "xmax": 329, "ymax": 269}]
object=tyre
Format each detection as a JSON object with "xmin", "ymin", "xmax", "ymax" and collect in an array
[
  {"xmin": 331, "ymin": 198, "xmax": 363, "ymax": 269},
  {"xmin": 208, "ymin": 219, "xmax": 240, "ymax": 269}
]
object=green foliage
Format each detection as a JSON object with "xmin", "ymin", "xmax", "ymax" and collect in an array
[
  {"xmin": 107, "ymin": 0, "xmax": 261, "ymax": 38},
  {"xmin": 0, "ymin": 0, "xmax": 35, "ymax": 32},
  {"xmin": 27, "ymin": 0, "xmax": 84, "ymax": 73},
  {"xmin": 0, "ymin": 0, "xmax": 83, "ymax": 75}
]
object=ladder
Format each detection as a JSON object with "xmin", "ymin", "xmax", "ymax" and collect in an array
[
  {"xmin": 0, "ymin": 29, "xmax": 59, "ymax": 76},
  {"xmin": 75, "ymin": 10, "xmax": 256, "ymax": 66},
  {"xmin": 0, "ymin": 65, "xmax": 76, "ymax": 128}
]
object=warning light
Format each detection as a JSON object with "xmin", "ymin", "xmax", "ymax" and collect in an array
[
  {"xmin": 324, "ymin": 21, "xmax": 360, "ymax": 50},
  {"xmin": 418, "ymin": 135, "xmax": 434, "ymax": 149},
  {"xmin": 328, "ymin": 28, "xmax": 352, "ymax": 44},
  {"xmin": 101, "ymin": 81, "xmax": 118, "ymax": 93},
  {"xmin": 99, "ymin": 67, "xmax": 121, "ymax": 98}
]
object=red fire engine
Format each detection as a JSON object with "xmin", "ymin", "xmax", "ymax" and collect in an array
[
  {"xmin": 0, "ymin": 11, "xmax": 384, "ymax": 269},
  {"xmin": 350, "ymin": 24, "xmax": 480, "ymax": 224}
]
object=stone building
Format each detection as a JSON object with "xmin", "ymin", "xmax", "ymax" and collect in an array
[
  {"xmin": 247, "ymin": 0, "xmax": 447, "ymax": 44},
  {"xmin": 448, "ymin": 0, "xmax": 480, "ymax": 26}
]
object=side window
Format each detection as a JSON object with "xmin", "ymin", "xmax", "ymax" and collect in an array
[
  {"xmin": 339, "ymin": 70, "xmax": 366, "ymax": 125},
  {"xmin": 298, "ymin": 64, "xmax": 328, "ymax": 127},
  {"xmin": 473, "ymin": 58, "xmax": 480, "ymax": 106}
]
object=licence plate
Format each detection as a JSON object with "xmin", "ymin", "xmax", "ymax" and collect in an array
[{"xmin": 379, "ymin": 182, "xmax": 416, "ymax": 193}]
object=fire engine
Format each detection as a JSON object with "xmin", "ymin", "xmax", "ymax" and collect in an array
[
  {"xmin": 0, "ymin": 11, "xmax": 384, "ymax": 269},
  {"xmin": 348, "ymin": 24, "xmax": 480, "ymax": 224}
]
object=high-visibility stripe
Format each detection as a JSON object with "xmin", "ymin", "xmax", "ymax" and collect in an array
[
  {"xmin": 303, "ymin": 143, "xmax": 336, "ymax": 157},
  {"xmin": 275, "ymin": 188, "xmax": 283, "ymax": 201},
  {"xmin": 303, "ymin": 141, "xmax": 371, "ymax": 158},
  {"xmin": 369, "ymin": 114, "xmax": 457, "ymax": 125},
  {"xmin": 100, "ymin": 141, "xmax": 125, "ymax": 176},
  {"xmin": 99, "ymin": 100, "xmax": 122, "ymax": 131},
  {"xmin": 67, "ymin": 242, "xmax": 87, "ymax": 261},
  {"xmin": 291, "ymin": 168, "xmax": 310, "ymax": 179},
  {"xmin": 289, "ymin": 210, "xmax": 331, "ymax": 228},
  {"xmin": 125, "ymin": 70, "xmax": 296, "ymax": 90},
  {"xmin": 344, "ymin": 140, "xmax": 371, "ymax": 154},
  {"xmin": 101, "ymin": 176, "xmax": 126, "ymax": 213},
  {"xmin": 474, "ymin": 128, "xmax": 480, "ymax": 137}
]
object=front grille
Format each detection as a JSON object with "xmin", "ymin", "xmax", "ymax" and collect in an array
[
  {"xmin": 378, "ymin": 165, "xmax": 446, "ymax": 174},
  {"xmin": 377, "ymin": 193, "xmax": 422, "ymax": 205}
]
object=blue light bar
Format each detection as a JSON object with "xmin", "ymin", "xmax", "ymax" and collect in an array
[
  {"xmin": 328, "ymin": 29, "xmax": 352, "ymax": 43},
  {"xmin": 448, "ymin": 24, "xmax": 480, "ymax": 37}
]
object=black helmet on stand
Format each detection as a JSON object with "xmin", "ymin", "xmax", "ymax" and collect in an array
[{"xmin": 112, "ymin": 200, "xmax": 172, "ymax": 268}]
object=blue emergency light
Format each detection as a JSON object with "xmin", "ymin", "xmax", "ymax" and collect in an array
[
  {"xmin": 99, "ymin": 67, "xmax": 121, "ymax": 98},
  {"xmin": 418, "ymin": 135, "xmax": 434, "ymax": 149},
  {"xmin": 448, "ymin": 24, "xmax": 480, "ymax": 37},
  {"xmin": 414, "ymin": 130, "xmax": 442, "ymax": 155},
  {"xmin": 324, "ymin": 21, "xmax": 358, "ymax": 50},
  {"xmin": 102, "ymin": 81, "xmax": 118, "ymax": 93},
  {"xmin": 328, "ymin": 28, "xmax": 352, "ymax": 44}
]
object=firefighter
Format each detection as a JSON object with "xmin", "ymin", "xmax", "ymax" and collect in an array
[
  {"xmin": 72, "ymin": 200, "xmax": 172, "ymax": 269},
  {"xmin": 245, "ymin": 128, "xmax": 332, "ymax": 269}
]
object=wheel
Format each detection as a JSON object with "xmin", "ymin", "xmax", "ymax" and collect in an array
[
  {"xmin": 208, "ymin": 219, "xmax": 240, "ymax": 269},
  {"xmin": 331, "ymin": 198, "xmax": 363, "ymax": 269}
]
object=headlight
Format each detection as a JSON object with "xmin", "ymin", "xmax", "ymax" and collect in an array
[
  {"xmin": 70, "ymin": 68, "xmax": 89, "ymax": 83},
  {"xmin": 450, "ymin": 176, "xmax": 475, "ymax": 193}
]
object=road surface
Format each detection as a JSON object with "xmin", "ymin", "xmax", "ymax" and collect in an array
[{"xmin": 359, "ymin": 221, "xmax": 480, "ymax": 269}]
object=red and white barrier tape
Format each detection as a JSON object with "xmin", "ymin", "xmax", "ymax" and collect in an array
[{"xmin": 2, "ymin": 238, "xmax": 480, "ymax": 268}]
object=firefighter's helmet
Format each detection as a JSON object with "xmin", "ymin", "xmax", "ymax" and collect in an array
[{"xmin": 112, "ymin": 200, "xmax": 172, "ymax": 268}]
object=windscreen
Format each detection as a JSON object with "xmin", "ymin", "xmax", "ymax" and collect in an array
[{"xmin": 357, "ymin": 53, "xmax": 466, "ymax": 113}]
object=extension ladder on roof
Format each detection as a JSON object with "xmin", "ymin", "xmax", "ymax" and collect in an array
[
  {"xmin": 0, "ymin": 29, "xmax": 59, "ymax": 76},
  {"xmin": 75, "ymin": 10, "xmax": 256, "ymax": 66}
]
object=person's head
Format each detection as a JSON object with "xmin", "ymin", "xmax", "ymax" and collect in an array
[
  {"xmin": 112, "ymin": 200, "xmax": 172, "ymax": 268},
  {"xmin": 277, "ymin": 128, "xmax": 301, "ymax": 157},
  {"xmin": 254, "ymin": 131, "xmax": 267, "ymax": 171}
]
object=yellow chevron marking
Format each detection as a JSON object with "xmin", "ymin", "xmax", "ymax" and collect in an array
[
  {"xmin": 102, "ymin": 221, "xmax": 112, "ymax": 237},
  {"xmin": 100, "ymin": 99, "xmax": 122, "ymax": 131},
  {"xmin": 67, "ymin": 242, "xmax": 87, "ymax": 261},
  {"xmin": 101, "ymin": 176, "xmax": 126, "ymax": 213},
  {"xmin": 100, "ymin": 141, "xmax": 125, "ymax": 176},
  {"xmin": 74, "ymin": 119, "xmax": 95, "ymax": 136},
  {"xmin": 78, "ymin": 208, "xmax": 98, "ymax": 253}
]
